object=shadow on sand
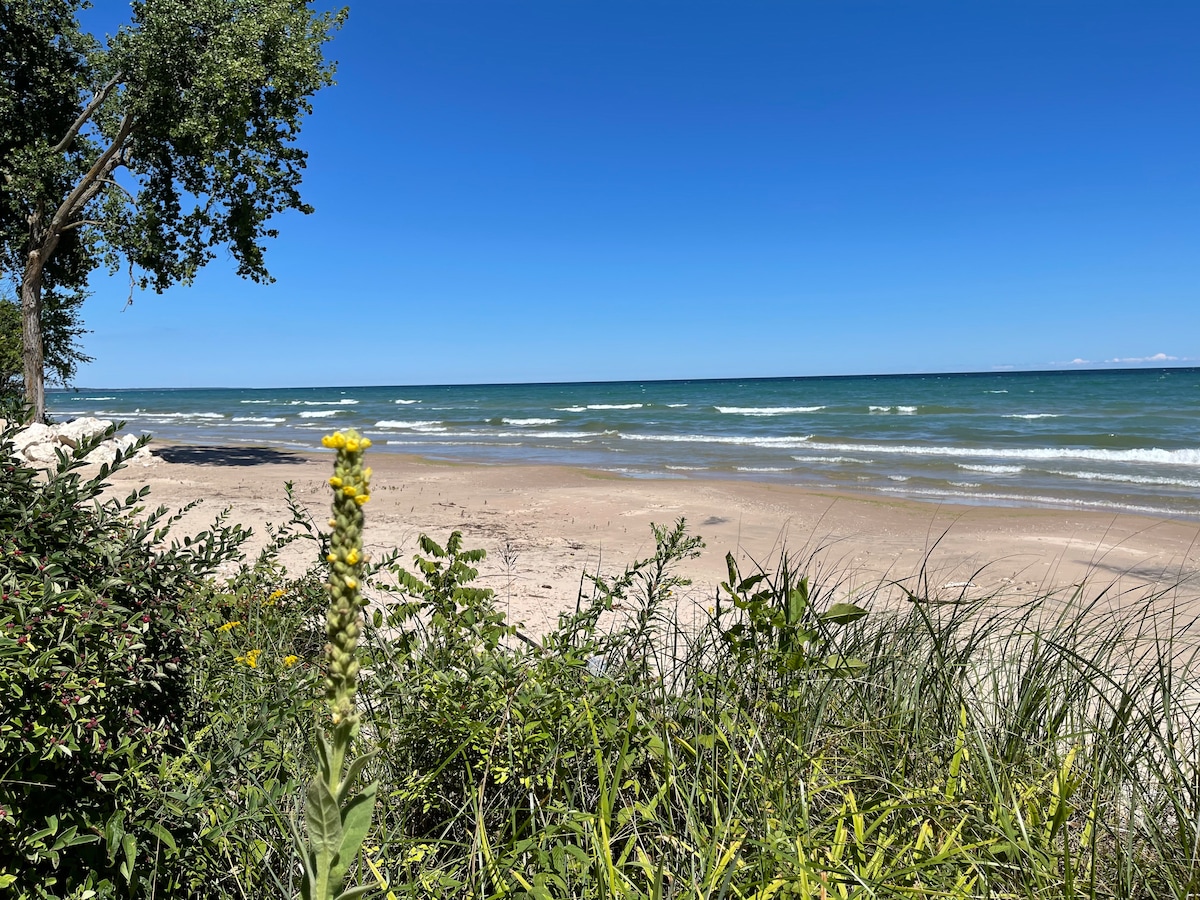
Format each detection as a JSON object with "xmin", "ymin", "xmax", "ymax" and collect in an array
[{"xmin": 155, "ymin": 445, "xmax": 310, "ymax": 467}]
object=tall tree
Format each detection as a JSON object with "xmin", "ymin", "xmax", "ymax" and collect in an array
[{"xmin": 0, "ymin": 0, "xmax": 343, "ymax": 420}]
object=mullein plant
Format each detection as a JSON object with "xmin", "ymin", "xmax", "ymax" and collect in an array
[{"xmin": 295, "ymin": 430, "xmax": 378, "ymax": 900}]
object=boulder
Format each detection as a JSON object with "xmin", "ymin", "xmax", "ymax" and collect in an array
[
  {"xmin": 11, "ymin": 422, "xmax": 54, "ymax": 455},
  {"xmin": 55, "ymin": 417, "xmax": 114, "ymax": 449}
]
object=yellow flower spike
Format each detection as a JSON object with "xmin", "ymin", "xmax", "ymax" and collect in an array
[
  {"xmin": 217, "ymin": 620, "xmax": 241, "ymax": 632},
  {"xmin": 345, "ymin": 438, "xmax": 360, "ymax": 452},
  {"xmin": 321, "ymin": 435, "xmax": 335, "ymax": 448}
]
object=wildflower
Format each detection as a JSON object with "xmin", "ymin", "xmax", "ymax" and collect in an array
[
  {"xmin": 283, "ymin": 654, "xmax": 299, "ymax": 667},
  {"xmin": 236, "ymin": 648, "xmax": 262, "ymax": 668},
  {"xmin": 217, "ymin": 620, "xmax": 241, "ymax": 632},
  {"xmin": 322, "ymin": 429, "xmax": 372, "ymax": 731}
]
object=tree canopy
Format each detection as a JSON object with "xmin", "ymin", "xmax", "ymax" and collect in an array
[{"xmin": 0, "ymin": 0, "xmax": 344, "ymax": 418}]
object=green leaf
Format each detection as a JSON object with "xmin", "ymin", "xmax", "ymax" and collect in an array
[
  {"xmin": 820, "ymin": 602, "xmax": 869, "ymax": 625},
  {"xmin": 119, "ymin": 833, "xmax": 137, "ymax": 881},
  {"xmin": 306, "ymin": 776, "xmax": 344, "ymax": 862},
  {"xmin": 148, "ymin": 822, "xmax": 177, "ymax": 854},
  {"xmin": 331, "ymin": 781, "xmax": 378, "ymax": 889},
  {"xmin": 336, "ymin": 751, "xmax": 378, "ymax": 805}
]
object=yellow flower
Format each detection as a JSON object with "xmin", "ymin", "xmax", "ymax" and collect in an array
[
  {"xmin": 342, "ymin": 485, "xmax": 358, "ymax": 498},
  {"xmin": 236, "ymin": 648, "xmax": 262, "ymax": 668},
  {"xmin": 346, "ymin": 549, "xmax": 360, "ymax": 565},
  {"xmin": 345, "ymin": 577, "xmax": 357, "ymax": 590},
  {"xmin": 360, "ymin": 437, "xmax": 372, "ymax": 449},
  {"xmin": 267, "ymin": 589, "xmax": 286, "ymax": 604},
  {"xmin": 327, "ymin": 552, "xmax": 337, "ymax": 563},
  {"xmin": 283, "ymin": 655, "xmax": 299, "ymax": 667},
  {"xmin": 355, "ymin": 494, "xmax": 369, "ymax": 506},
  {"xmin": 322, "ymin": 433, "xmax": 347, "ymax": 449},
  {"xmin": 217, "ymin": 620, "xmax": 241, "ymax": 632},
  {"xmin": 329, "ymin": 476, "xmax": 343, "ymax": 488},
  {"xmin": 345, "ymin": 438, "xmax": 360, "ymax": 452}
]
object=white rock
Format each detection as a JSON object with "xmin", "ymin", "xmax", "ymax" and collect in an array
[
  {"xmin": 12, "ymin": 422, "xmax": 54, "ymax": 454},
  {"xmin": 23, "ymin": 442, "xmax": 62, "ymax": 467},
  {"xmin": 55, "ymin": 417, "xmax": 114, "ymax": 448}
]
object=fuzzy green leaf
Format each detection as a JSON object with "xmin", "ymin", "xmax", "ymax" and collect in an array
[{"xmin": 330, "ymin": 781, "xmax": 378, "ymax": 889}]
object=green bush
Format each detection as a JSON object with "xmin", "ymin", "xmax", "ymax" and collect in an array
[{"xmin": 0, "ymin": 415, "xmax": 323, "ymax": 897}]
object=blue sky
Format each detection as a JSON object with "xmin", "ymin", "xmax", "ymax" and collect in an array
[{"xmin": 74, "ymin": 1, "xmax": 1199, "ymax": 388}]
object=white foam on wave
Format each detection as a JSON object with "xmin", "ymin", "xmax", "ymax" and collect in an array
[
  {"xmin": 949, "ymin": 481, "xmax": 982, "ymax": 488},
  {"xmin": 888, "ymin": 474, "xmax": 909, "ymax": 482},
  {"xmin": 878, "ymin": 486, "xmax": 1186, "ymax": 518},
  {"xmin": 240, "ymin": 399, "xmax": 273, "ymax": 404},
  {"xmin": 622, "ymin": 433, "xmax": 812, "ymax": 448},
  {"xmin": 958, "ymin": 464, "xmax": 1025, "ymax": 475},
  {"xmin": 299, "ymin": 410, "xmax": 341, "ymax": 418},
  {"xmin": 374, "ymin": 420, "xmax": 445, "ymax": 431},
  {"xmin": 394, "ymin": 399, "xmax": 420, "ymax": 405},
  {"xmin": 1004, "ymin": 413, "xmax": 1060, "ymax": 420},
  {"xmin": 291, "ymin": 399, "xmax": 358, "ymax": 406},
  {"xmin": 805, "ymin": 441, "xmax": 1200, "ymax": 467},
  {"xmin": 791, "ymin": 454, "xmax": 873, "ymax": 465},
  {"xmin": 503, "ymin": 418, "xmax": 560, "ymax": 426},
  {"xmin": 736, "ymin": 466, "xmax": 794, "ymax": 472},
  {"xmin": 869, "ymin": 405, "xmax": 918, "ymax": 414},
  {"xmin": 83, "ymin": 396, "xmax": 116, "ymax": 401},
  {"xmin": 985, "ymin": 390, "xmax": 1009, "ymax": 394},
  {"xmin": 590, "ymin": 403, "xmax": 643, "ymax": 410},
  {"xmin": 716, "ymin": 406, "xmax": 825, "ymax": 415},
  {"xmin": 666, "ymin": 465, "xmax": 709, "ymax": 470},
  {"xmin": 232, "ymin": 416, "xmax": 286, "ymax": 423},
  {"xmin": 554, "ymin": 406, "xmax": 587, "ymax": 412},
  {"xmin": 667, "ymin": 403, "xmax": 689, "ymax": 408},
  {"xmin": 1048, "ymin": 470, "xmax": 1200, "ymax": 490},
  {"xmin": 105, "ymin": 410, "xmax": 224, "ymax": 419}
]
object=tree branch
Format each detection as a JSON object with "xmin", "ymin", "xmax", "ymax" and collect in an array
[
  {"xmin": 51, "ymin": 113, "xmax": 136, "ymax": 234},
  {"xmin": 57, "ymin": 219, "xmax": 106, "ymax": 233},
  {"xmin": 53, "ymin": 73, "xmax": 123, "ymax": 154}
]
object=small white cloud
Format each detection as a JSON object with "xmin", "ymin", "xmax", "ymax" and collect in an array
[
  {"xmin": 1070, "ymin": 358, "xmax": 1090, "ymax": 365},
  {"xmin": 1105, "ymin": 352, "xmax": 1180, "ymax": 364}
]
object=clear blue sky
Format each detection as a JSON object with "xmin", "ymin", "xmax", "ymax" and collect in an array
[{"xmin": 74, "ymin": 0, "xmax": 1199, "ymax": 388}]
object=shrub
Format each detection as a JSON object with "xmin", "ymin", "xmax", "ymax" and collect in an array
[{"xmin": 0, "ymin": 414, "xmax": 259, "ymax": 897}]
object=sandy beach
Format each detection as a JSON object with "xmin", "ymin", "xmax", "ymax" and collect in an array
[{"xmin": 101, "ymin": 443, "xmax": 1200, "ymax": 637}]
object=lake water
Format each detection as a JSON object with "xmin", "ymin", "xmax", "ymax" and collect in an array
[{"xmin": 49, "ymin": 367, "xmax": 1200, "ymax": 518}]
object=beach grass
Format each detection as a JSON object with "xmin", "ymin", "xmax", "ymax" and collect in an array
[{"xmin": 2, "ymin": 418, "xmax": 1199, "ymax": 898}]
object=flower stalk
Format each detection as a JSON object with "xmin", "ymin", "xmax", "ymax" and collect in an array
[{"xmin": 296, "ymin": 430, "xmax": 378, "ymax": 900}]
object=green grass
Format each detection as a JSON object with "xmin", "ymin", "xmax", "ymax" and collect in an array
[{"xmin": 3, "ymin": 416, "xmax": 1199, "ymax": 898}]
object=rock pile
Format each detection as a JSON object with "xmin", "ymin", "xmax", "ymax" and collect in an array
[{"xmin": 2, "ymin": 417, "xmax": 158, "ymax": 468}]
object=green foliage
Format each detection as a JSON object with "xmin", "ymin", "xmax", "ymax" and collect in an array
[
  {"xmin": 4, "ymin": 441, "xmax": 1199, "ymax": 899},
  {"xmin": 0, "ymin": 294, "xmax": 91, "ymax": 399},
  {"xmin": 0, "ymin": 417, "xmax": 328, "ymax": 898}
]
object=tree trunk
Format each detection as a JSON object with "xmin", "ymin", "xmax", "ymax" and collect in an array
[{"xmin": 21, "ymin": 254, "xmax": 46, "ymax": 423}]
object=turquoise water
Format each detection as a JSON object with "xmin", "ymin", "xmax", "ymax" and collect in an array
[{"xmin": 48, "ymin": 368, "xmax": 1200, "ymax": 518}]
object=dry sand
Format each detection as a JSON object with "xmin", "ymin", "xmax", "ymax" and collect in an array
[{"xmin": 107, "ymin": 444, "xmax": 1200, "ymax": 637}]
